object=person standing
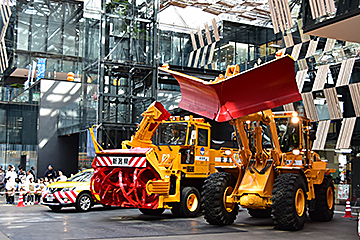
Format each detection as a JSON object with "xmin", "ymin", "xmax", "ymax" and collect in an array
[
  {"xmin": 25, "ymin": 170, "xmax": 34, "ymax": 183},
  {"xmin": 56, "ymin": 171, "xmax": 67, "ymax": 182},
  {"xmin": 29, "ymin": 166, "xmax": 36, "ymax": 177},
  {"xmin": 26, "ymin": 178, "xmax": 35, "ymax": 205},
  {"xmin": 17, "ymin": 167, "xmax": 26, "ymax": 182},
  {"xmin": 44, "ymin": 165, "xmax": 56, "ymax": 180},
  {"xmin": 5, "ymin": 165, "xmax": 17, "ymax": 204}
]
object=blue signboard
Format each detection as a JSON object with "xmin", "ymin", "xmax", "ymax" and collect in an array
[{"xmin": 36, "ymin": 58, "xmax": 46, "ymax": 81}]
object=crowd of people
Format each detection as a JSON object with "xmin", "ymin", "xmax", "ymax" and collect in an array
[{"xmin": 0, "ymin": 164, "xmax": 68, "ymax": 205}]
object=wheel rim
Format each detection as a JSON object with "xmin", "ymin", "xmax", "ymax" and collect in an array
[
  {"xmin": 223, "ymin": 186, "xmax": 235, "ymax": 213},
  {"xmin": 80, "ymin": 196, "xmax": 91, "ymax": 211},
  {"xmin": 327, "ymin": 186, "xmax": 334, "ymax": 209},
  {"xmin": 295, "ymin": 188, "xmax": 305, "ymax": 217},
  {"xmin": 187, "ymin": 193, "xmax": 198, "ymax": 212}
]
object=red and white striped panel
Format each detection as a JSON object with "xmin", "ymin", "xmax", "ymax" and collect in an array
[
  {"xmin": 94, "ymin": 156, "xmax": 147, "ymax": 168},
  {"xmin": 53, "ymin": 190, "xmax": 79, "ymax": 204},
  {"xmin": 42, "ymin": 189, "xmax": 48, "ymax": 199},
  {"xmin": 63, "ymin": 190, "xmax": 78, "ymax": 203}
]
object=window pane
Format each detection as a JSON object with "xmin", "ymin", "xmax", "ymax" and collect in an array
[{"xmin": 198, "ymin": 128, "xmax": 208, "ymax": 146}]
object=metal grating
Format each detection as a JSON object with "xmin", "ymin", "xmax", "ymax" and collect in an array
[
  {"xmin": 309, "ymin": 0, "xmax": 336, "ymax": 19},
  {"xmin": 349, "ymin": 83, "xmax": 360, "ymax": 117},
  {"xmin": 302, "ymin": 92, "xmax": 319, "ymax": 121},
  {"xmin": 313, "ymin": 64, "xmax": 329, "ymax": 91},
  {"xmin": 305, "ymin": 39, "xmax": 319, "ymax": 58},
  {"xmin": 336, "ymin": 117, "xmax": 356, "ymax": 149},
  {"xmin": 324, "ymin": 87, "xmax": 343, "ymax": 120},
  {"xmin": 0, "ymin": 0, "xmax": 11, "ymax": 73},
  {"xmin": 268, "ymin": 0, "xmax": 293, "ymax": 34},
  {"xmin": 296, "ymin": 69, "xmax": 308, "ymax": 92},
  {"xmin": 283, "ymin": 103, "xmax": 295, "ymax": 111},
  {"xmin": 312, "ymin": 120, "xmax": 330, "ymax": 150},
  {"xmin": 291, "ymin": 43, "xmax": 302, "ymax": 61},
  {"xmin": 324, "ymin": 38, "xmax": 336, "ymax": 52},
  {"xmin": 336, "ymin": 58, "xmax": 355, "ymax": 87}
]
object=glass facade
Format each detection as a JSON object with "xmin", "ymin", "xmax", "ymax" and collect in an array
[
  {"xmin": 82, "ymin": 0, "xmax": 159, "ymax": 151},
  {"xmin": 0, "ymin": 83, "xmax": 39, "ymax": 172},
  {"xmin": 158, "ymin": 21, "xmax": 282, "ymax": 72},
  {"xmin": 13, "ymin": 2, "xmax": 83, "ymax": 74}
]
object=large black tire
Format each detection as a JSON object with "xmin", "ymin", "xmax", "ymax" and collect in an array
[
  {"xmin": 248, "ymin": 208, "xmax": 272, "ymax": 218},
  {"xmin": 271, "ymin": 173, "xmax": 307, "ymax": 230},
  {"xmin": 309, "ymin": 175, "xmax": 334, "ymax": 221},
  {"xmin": 139, "ymin": 208, "xmax": 165, "ymax": 215},
  {"xmin": 171, "ymin": 187, "xmax": 201, "ymax": 217},
  {"xmin": 75, "ymin": 192, "xmax": 93, "ymax": 212},
  {"xmin": 49, "ymin": 205, "xmax": 62, "ymax": 211},
  {"xmin": 181, "ymin": 187, "xmax": 201, "ymax": 217},
  {"xmin": 201, "ymin": 172, "xmax": 239, "ymax": 225}
]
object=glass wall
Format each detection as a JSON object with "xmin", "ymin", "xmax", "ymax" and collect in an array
[
  {"xmin": 13, "ymin": 1, "xmax": 83, "ymax": 77},
  {"xmin": 158, "ymin": 20, "xmax": 282, "ymax": 72},
  {"xmin": 0, "ymin": 83, "xmax": 39, "ymax": 172}
]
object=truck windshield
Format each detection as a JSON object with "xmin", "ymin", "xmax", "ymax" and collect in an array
[
  {"xmin": 156, "ymin": 123, "xmax": 188, "ymax": 145},
  {"xmin": 67, "ymin": 170, "xmax": 93, "ymax": 182}
]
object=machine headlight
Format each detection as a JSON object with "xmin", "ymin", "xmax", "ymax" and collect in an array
[
  {"xmin": 292, "ymin": 149, "xmax": 300, "ymax": 155},
  {"xmin": 291, "ymin": 116, "xmax": 299, "ymax": 124},
  {"xmin": 224, "ymin": 149, "xmax": 232, "ymax": 156}
]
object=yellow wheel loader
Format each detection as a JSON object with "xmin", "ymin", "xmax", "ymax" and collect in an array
[
  {"xmin": 160, "ymin": 55, "xmax": 335, "ymax": 230},
  {"xmin": 201, "ymin": 111, "xmax": 334, "ymax": 230},
  {"xmin": 89, "ymin": 101, "xmax": 238, "ymax": 217}
]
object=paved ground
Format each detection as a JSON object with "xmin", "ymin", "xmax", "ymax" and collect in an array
[{"xmin": 0, "ymin": 196, "xmax": 357, "ymax": 240}]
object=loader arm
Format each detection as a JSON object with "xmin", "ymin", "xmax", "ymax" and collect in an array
[{"xmin": 230, "ymin": 110, "xmax": 282, "ymax": 167}]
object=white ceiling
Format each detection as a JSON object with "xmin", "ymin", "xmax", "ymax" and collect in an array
[{"xmin": 159, "ymin": 0, "xmax": 273, "ymax": 27}]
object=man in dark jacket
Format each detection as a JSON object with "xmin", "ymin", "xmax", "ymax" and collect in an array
[{"xmin": 44, "ymin": 165, "xmax": 56, "ymax": 180}]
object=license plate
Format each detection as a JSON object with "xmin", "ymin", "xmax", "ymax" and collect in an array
[{"xmin": 46, "ymin": 195, "xmax": 55, "ymax": 201}]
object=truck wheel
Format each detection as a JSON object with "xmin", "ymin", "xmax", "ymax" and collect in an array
[
  {"xmin": 177, "ymin": 187, "xmax": 201, "ymax": 217},
  {"xmin": 75, "ymin": 192, "xmax": 93, "ymax": 212},
  {"xmin": 202, "ymin": 172, "xmax": 239, "ymax": 225},
  {"xmin": 49, "ymin": 205, "xmax": 62, "ymax": 211},
  {"xmin": 309, "ymin": 175, "xmax": 334, "ymax": 221},
  {"xmin": 272, "ymin": 173, "xmax": 307, "ymax": 230},
  {"xmin": 139, "ymin": 208, "xmax": 165, "ymax": 215},
  {"xmin": 248, "ymin": 208, "xmax": 272, "ymax": 218}
]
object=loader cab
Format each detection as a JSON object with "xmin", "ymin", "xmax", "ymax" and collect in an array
[
  {"xmin": 276, "ymin": 117, "xmax": 300, "ymax": 152},
  {"xmin": 274, "ymin": 112, "xmax": 314, "ymax": 153}
]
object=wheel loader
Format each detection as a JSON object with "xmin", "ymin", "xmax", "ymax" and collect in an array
[
  {"xmin": 160, "ymin": 55, "xmax": 335, "ymax": 230},
  {"xmin": 89, "ymin": 101, "xmax": 239, "ymax": 217}
]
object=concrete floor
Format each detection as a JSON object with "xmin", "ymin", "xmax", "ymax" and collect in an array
[{"xmin": 0, "ymin": 196, "xmax": 357, "ymax": 240}]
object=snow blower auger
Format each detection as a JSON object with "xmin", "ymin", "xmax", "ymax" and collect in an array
[{"xmin": 90, "ymin": 101, "xmax": 239, "ymax": 216}]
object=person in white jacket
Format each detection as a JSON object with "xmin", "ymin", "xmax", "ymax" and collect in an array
[
  {"xmin": 56, "ymin": 171, "xmax": 67, "ymax": 182},
  {"xmin": 5, "ymin": 165, "xmax": 17, "ymax": 204}
]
